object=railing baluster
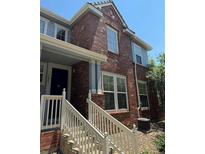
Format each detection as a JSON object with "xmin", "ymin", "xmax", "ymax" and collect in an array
[
  {"xmin": 50, "ymin": 98, "xmax": 54, "ymax": 127},
  {"xmin": 54, "ymin": 99, "xmax": 58, "ymax": 126},
  {"xmin": 45, "ymin": 98, "xmax": 50, "ymax": 129}
]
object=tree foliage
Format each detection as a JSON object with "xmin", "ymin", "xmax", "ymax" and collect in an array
[{"xmin": 147, "ymin": 53, "xmax": 165, "ymax": 110}]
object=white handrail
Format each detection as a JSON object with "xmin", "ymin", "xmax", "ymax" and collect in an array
[
  {"xmin": 61, "ymin": 98, "xmax": 109, "ymax": 154},
  {"xmin": 40, "ymin": 95, "xmax": 63, "ymax": 130},
  {"xmin": 87, "ymin": 98, "xmax": 137, "ymax": 154}
]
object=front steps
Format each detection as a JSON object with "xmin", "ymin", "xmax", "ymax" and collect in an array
[{"xmin": 60, "ymin": 130, "xmax": 104, "ymax": 154}]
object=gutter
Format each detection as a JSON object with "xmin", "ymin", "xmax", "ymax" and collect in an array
[
  {"xmin": 123, "ymin": 28, "xmax": 153, "ymax": 51},
  {"xmin": 70, "ymin": 3, "xmax": 103, "ymax": 26}
]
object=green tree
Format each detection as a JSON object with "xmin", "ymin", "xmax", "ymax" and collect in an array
[{"xmin": 147, "ymin": 53, "xmax": 165, "ymax": 110}]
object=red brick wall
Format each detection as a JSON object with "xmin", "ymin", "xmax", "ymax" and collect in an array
[
  {"xmin": 71, "ymin": 61, "xmax": 89, "ymax": 118},
  {"xmin": 40, "ymin": 130, "xmax": 61, "ymax": 152},
  {"xmin": 70, "ymin": 5, "xmax": 161, "ymax": 125}
]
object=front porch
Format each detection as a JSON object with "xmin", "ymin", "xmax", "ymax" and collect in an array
[{"xmin": 40, "ymin": 34, "xmax": 107, "ymax": 121}]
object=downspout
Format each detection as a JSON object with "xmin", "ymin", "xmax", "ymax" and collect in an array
[{"xmin": 134, "ymin": 62, "xmax": 141, "ymax": 118}]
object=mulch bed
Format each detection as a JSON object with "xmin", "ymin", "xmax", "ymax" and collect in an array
[{"xmin": 136, "ymin": 121, "xmax": 165, "ymax": 154}]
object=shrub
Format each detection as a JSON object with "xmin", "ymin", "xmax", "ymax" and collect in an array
[
  {"xmin": 154, "ymin": 133, "xmax": 165, "ymax": 152},
  {"xmin": 141, "ymin": 151, "xmax": 149, "ymax": 154}
]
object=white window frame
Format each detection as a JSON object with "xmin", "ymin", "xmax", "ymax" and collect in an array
[
  {"xmin": 54, "ymin": 23, "xmax": 68, "ymax": 42},
  {"xmin": 102, "ymin": 71, "xmax": 129, "ymax": 112},
  {"xmin": 40, "ymin": 17, "xmax": 49, "ymax": 34},
  {"xmin": 40, "ymin": 16, "xmax": 69, "ymax": 42},
  {"xmin": 138, "ymin": 80, "xmax": 150, "ymax": 110},
  {"xmin": 106, "ymin": 26, "xmax": 119, "ymax": 54},
  {"xmin": 132, "ymin": 42, "xmax": 148, "ymax": 67},
  {"xmin": 40, "ymin": 62, "xmax": 47, "ymax": 85}
]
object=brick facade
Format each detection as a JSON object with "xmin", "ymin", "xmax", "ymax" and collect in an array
[
  {"xmin": 70, "ymin": 5, "xmax": 147, "ymax": 128},
  {"xmin": 70, "ymin": 61, "xmax": 89, "ymax": 118},
  {"xmin": 40, "ymin": 130, "xmax": 61, "ymax": 153}
]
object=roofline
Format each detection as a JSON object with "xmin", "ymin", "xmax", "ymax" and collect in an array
[
  {"xmin": 92, "ymin": 1, "xmax": 127, "ymax": 27},
  {"xmin": 70, "ymin": 3, "xmax": 103, "ymax": 26},
  {"xmin": 123, "ymin": 28, "xmax": 153, "ymax": 51},
  {"xmin": 40, "ymin": 8, "xmax": 70, "ymax": 26},
  {"xmin": 40, "ymin": 34, "xmax": 107, "ymax": 62}
]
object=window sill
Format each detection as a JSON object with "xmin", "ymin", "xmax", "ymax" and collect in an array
[
  {"xmin": 106, "ymin": 109, "xmax": 129, "ymax": 115},
  {"xmin": 140, "ymin": 107, "xmax": 149, "ymax": 111},
  {"xmin": 108, "ymin": 50, "xmax": 119, "ymax": 55}
]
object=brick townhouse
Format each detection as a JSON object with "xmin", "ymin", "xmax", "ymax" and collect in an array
[{"xmin": 40, "ymin": 1, "xmax": 162, "ymax": 153}]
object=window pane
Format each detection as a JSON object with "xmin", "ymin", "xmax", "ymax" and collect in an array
[
  {"xmin": 140, "ymin": 95, "xmax": 148, "ymax": 107},
  {"xmin": 46, "ymin": 21, "xmax": 55, "ymax": 37},
  {"xmin": 56, "ymin": 27, "xmax": 65, "ymax": 41},
  {"xmin": 40, "ymin": 20, "xmax": 45, "ymax": 34},
  {"xmin": 107, "ymin": 27, "xmax": 118, "ymax": 53},
  {"xmin": 117, "ymin": 78, "xmax": 126, "ymax": 92},
  {"xmin": 118, "ymin": 93, "xmax": 127, "ymax": 109},
  {"xmin": 136, "ymin": 55, "xmax": 142, "ymax": 64},
  {"xmin": 103, "ymin": 75, "xmax": 114, "ymax": 91},
  {"xmin": 105, "ymin": 92, "xmax": 115, "ymax": 110},
  {"xmin": 138, "ymin": 82, "xmax": 147, "ymax": 95}
]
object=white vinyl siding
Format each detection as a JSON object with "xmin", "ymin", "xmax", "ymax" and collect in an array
[
  {"xmin": 107, "ymin": 26, "xmax": 119, "ymax": 54},
  {"xmin": 131, "ymin": 42, "xmax": 148, "ymax": 66},
  {"xmin": 103, "ymin": 72, "xmax": 128, "ymax": 111}
]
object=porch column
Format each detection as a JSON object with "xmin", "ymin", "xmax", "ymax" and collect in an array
[
  {"xmin": 89, "ymin": 60, "xmax": 96, "ymax": 93},
  {"xmin": 96, "ymin": 61, "xmax": 102, "ymax": 94},
  {"xmin": 89, "ymin": 60, "xmax": 103, "ymax": 94}
]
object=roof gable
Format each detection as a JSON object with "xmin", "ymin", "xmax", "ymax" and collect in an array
[{"xmin": 91, "ymin": 0, "xmax": 128, "ymax": 28}]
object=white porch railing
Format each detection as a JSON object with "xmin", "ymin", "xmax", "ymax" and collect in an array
[
  {"xmin": 87, "ymin": 98, "xmax": 137, "ymax": 154},
  {"xmin": 61, "ymin": 89, "xmax": 111, "ymax": 154},
  {"xmin": 40, "ymin": 95, "xmax": 62, "ymax": 130},
  {"xmin": 40, "ymin": 89, "xmax": 137, "ymax": 153}
]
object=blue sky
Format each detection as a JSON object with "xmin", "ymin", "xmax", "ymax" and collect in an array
[{"xmin": 40, "ymin": 0, "xmax": 164, "ymax": 59}]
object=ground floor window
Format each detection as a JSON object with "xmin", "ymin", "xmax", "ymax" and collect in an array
[
  {"xmin": 138, "ymin": 81, "xmax": 149, "ymax": 108},
  {"xmin": 103, "ymin": 72, "xmax": 128, "ymax": 111}
]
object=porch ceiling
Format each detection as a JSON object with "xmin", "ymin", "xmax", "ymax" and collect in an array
[
  {"xmin": 40, "ymin": 34, "xmax": 107, "ymax": 63},
  {"xmin": 41, "ymin": 49, "xmax": 80, "ymax": 65}
]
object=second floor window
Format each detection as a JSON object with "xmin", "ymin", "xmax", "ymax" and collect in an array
[
  {"xmin": 132, "ymin": 42, "xmax": 148, "ymax": 66},
  {"xmin": 40, "ymin": 16, "xmax": 69, "ymax": 42},
  {"xmin": 56, "ymin": 27, "xmax": 66, "ymax": 41},
  {"xmin": 107, "ymin": 26, "xmax": 119, "ymax": 54}
]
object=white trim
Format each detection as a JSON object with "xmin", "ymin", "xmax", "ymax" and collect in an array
[
  {"xmin": 102, "ymin": 71, "xmax": 129, "ymax": 112},
  {"xmin": 106, "ymin": 26, "xmax": 119, "ymax": 54},
  {"xmin": 138, "ymin": 80, "xmax": 150, "ymax": 110},
  {"xmin": 41, "ymin": 34, "xmax": 107, "ymax": 62},
  {"xmin": 40, "ymin": 62, "xmax": 47, "ymax": 86},
  {"xmin": 55, "ymin": 23, "xmax": 69, "ymax": 42},
  {"xmin": 45, "ymin": 63, "xmax": 72, "ymax": 101},
  {"xmin": 40, "ymin": 17, "xmax": 49, "ymax": 34},
  {"xmin": 70, "ymin": 4, "xmax": 103, "ymax": 25},
  {"xmin": 40, "ymin": 8, "xmax": 70, "ymax": 25},
  {"xmin": 94, "ymin": 2, "xmax": 127, "ymax": 27},
  {"xmin": 123, "ymin": 29, "xmax": 152, "ymax": 51}
]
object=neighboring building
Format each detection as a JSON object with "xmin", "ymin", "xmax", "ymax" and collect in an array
[{"xmin": 40, "ymin": 1, "xmax": 161, "ymax": 153}]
